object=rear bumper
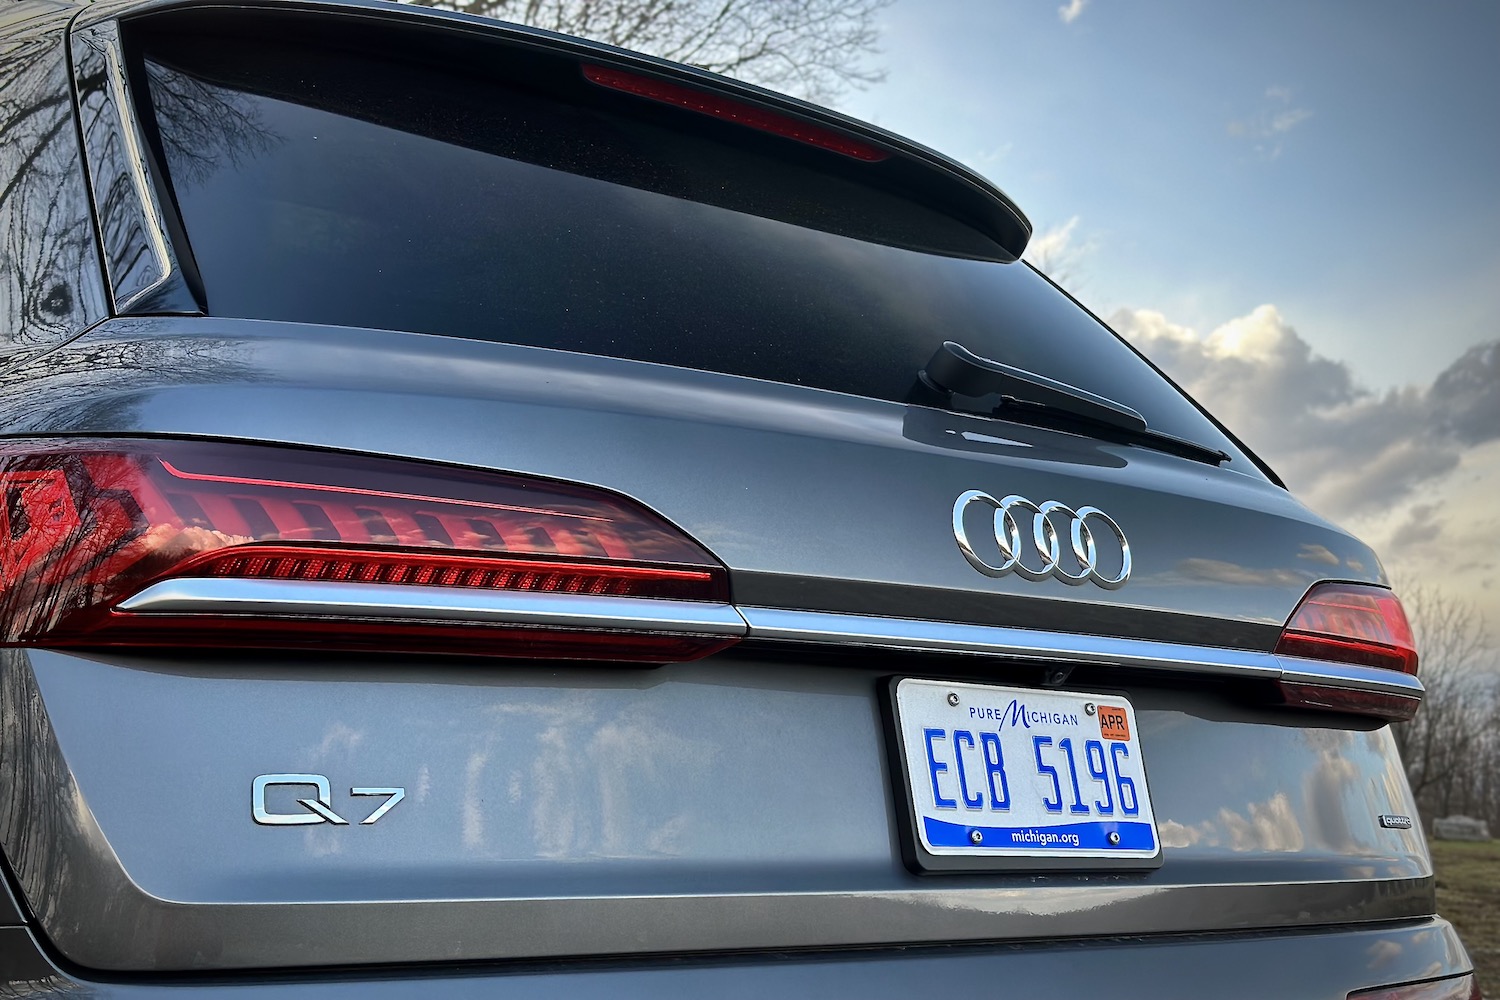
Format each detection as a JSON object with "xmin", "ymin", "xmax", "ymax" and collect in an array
[
  {"xmin": 0, "ymin": 920, "xmax": 1472, "ymax": 998},
  {"xmin": 2, "ymin": 647, "xmax": 1437, "ymax": 971}
]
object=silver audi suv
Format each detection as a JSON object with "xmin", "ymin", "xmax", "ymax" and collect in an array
[{"xmin": 0, "ymin": 0, "xmax": 1478, "ymax": 996}]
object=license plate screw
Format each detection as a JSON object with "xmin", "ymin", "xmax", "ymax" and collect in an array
[
  {"xmin": 970, "ymin": 830, "xmax": 983, "ymax": 844},
  {"xmin": 947, "ymin": 692, "xmax": 960, "ymax": 706},
  {"xmin": 1084, "ymin": 702, "xmax": 1097, "ymax": 716},
  {"xmin": 1107, "ymin": 831, "xmax": 1121, "ymax": 846}
]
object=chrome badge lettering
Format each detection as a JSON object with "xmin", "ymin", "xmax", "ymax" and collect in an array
[
  {"xmin": 252, "ymin": 773, "xmax": 406, "ymax": 826},
  {"xmin": 952, "ymin": 490, "xmax": 1131, "ymax": 590}
]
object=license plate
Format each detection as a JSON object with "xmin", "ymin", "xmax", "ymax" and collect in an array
[{"xmin": 888, "ymin": 678, "xmax": 1161, "ymax": 871}]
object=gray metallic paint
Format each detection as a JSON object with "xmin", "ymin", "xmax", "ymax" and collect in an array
[
  {"xmin": 0, "ymin": 317, "xmax": 1387, "ymax": 640},
  {"xmin": 1, "ymin": 645, "xmax": 1432, "ymax": 970},
  {"xmin": 0, "ymin": 921, "xmax": 1474, "ymax": 999}
]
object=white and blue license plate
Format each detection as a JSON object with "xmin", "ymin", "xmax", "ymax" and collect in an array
[{"xmin": 891, "ymin": 677, "xmax": 1160, "ymax": 869}]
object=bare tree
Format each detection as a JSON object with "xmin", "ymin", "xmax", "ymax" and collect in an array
[
  {"xmin": 402, "ymin": 0, "xmax": 892, "ymax": 103},
  {"xmin": 1392, "ymin": 585, "xmax": 1499, "ymax": 829},
  {"xmin": 0, "ymin": 23, "xmax": 111, "ymax": 366}
]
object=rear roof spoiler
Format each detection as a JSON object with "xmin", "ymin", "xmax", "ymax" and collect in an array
[{"xmin": 80, "ymin": 0, "xmax": 1033, "ymax": 261}]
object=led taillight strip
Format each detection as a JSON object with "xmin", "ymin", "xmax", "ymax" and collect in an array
[
  {"xmin": 583, "ymin": 64, "xmax": 890, "ymax": 162},
  {"xmin": 175, "ymin": 546, "xmax": 718, "ymax": 599},
  {"xmin": 0, "ymin": 440, "xmax": 735, "ymax": 662}
]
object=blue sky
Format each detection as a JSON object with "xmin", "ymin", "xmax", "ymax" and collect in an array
[
  {"xmin": 837, "ymin": 0, "xmax": 1500, "ymax": 650},
  {"xmin": 842, "ymin": 0, "xmax": 1500, "ymax": 390}
]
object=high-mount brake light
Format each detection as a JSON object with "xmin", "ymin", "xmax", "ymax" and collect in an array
[
  {"xmin": 1275, "ymin": 582, "xmax": 1418, "ymax": 675},
  {"xmin": 0, "ymin": 440, "xmax": 737, "ymax": 661},
  {"xmin": 582, "ymin": 64, "xmax": 890, "ymax": 162}
]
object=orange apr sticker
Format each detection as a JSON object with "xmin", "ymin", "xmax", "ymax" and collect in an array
[{"xmin": 1097, "ymin": 705, "xmax": 1131, "ymax": 741}]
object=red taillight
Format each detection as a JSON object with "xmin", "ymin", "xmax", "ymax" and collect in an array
[
  {"xmin": 1275, "ymin": 582, "xmax": 1419, "ymax": 675},
  {"xmin": 174, "ymin": 546, "xmax": 717, "ymax": 600},
  {"xmin": 0, "ymin": 440, "xmax": 736, "ymax": 661},
  {"xmin": 1350, "ymin": 973, "xmax": 1480, "ymax": 1000},
  {"xmin": 582, "ymin": 64, "xmax": 890, "ymax": 162}
]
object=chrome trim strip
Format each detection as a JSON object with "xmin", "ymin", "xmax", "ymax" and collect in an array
[
  {"xmin": 737, "ymin": 606, "xmax": 1425, "ymax": 700},
  {"xmin": 116, "ymin": 584, "xmax": 1423, "ymax": 703},
  {"xmin": 118, "ymin": 579, "xmax": 750, "ymax": 635},
  {"xmin": 738, "ymin": 605, "xmax": 1285, "ymax": 678},
  {"xmin": 1275, "ymin": 656, "xmax": 1425, "ymax": 698}
]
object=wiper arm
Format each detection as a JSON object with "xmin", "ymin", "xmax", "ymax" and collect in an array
[
  {"xmin": 922, "ymin": 341, "xmax": 1147, "ymax": 432},
  {"xmin": 914, "ymin": 341, "xmax": 1231, "ymax": 466}
]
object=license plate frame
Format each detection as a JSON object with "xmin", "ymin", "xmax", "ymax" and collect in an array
[{"xmin": 882, "ymin": 676, "xmax": 1163, "ymax": 874}]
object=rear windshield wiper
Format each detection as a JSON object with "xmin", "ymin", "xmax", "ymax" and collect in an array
[{"xmin": 912, "ymin": 341, "xmax": 1231, "ymax": 466}]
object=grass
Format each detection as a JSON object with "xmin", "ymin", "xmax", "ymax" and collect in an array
[{"xmin": 1433, "ymin": 838, "xmax": 1500, "ymax": 997}]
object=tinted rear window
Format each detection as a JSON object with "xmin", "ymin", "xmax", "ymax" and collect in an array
[{"xmin": 137, "ymin": 25, "xmax": 1255, "ymax": 471}]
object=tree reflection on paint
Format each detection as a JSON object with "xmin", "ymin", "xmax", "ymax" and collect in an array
[{"xmin": 0, "ymin": 17, "xmax": 108, "ymax": 360}]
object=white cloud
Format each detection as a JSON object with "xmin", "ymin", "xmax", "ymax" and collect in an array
[
  {"xmin": 1058, "ymin": 0, "xmax": 1088, "ymax": 25},
  {"xmin": 1112, "ymin": 303, "xmax": 1500, "ymax": 649},
  {"xmin": 1344, "ymin": 439, "xmax": 1500, "ymax": 618},
  {"xmin": 1025, "ymin": 215, "xmax": 1079, "ymax": 262},
  {"xmin": 1268, "ymin": 107, "xmax": 1314, "ymax": 134},
  {"xmin": 1022, "ymin": 215, "xmax": 1095, "ymax": 286},
  {"xmin": 1205, "ymin": 303, "xmax": 1301, "ymax": 361},
  {"xmin": 1228, "ymin": 86, "xmax": 1313, "ymax": 159},
  {"xmin": 1112, "ymin": 303, "xmax": 1481, "ymax": 517},
  {"xmin": 961, "ymin": 142, "xmax": 1014, "ymax": 180}
]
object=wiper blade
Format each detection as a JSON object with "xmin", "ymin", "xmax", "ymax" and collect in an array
[
  {"xmin": 923, "ymin": 341, "xmax": 1146, "ymax": 431},
  {"xmin": 914, "ymin": 341, "xmax": 1231, "ymax": 466}
]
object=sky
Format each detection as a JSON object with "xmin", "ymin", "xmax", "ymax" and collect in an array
[{"xmin": 839, "ymin": 0, "xmax": 1500, "ymax": 653}]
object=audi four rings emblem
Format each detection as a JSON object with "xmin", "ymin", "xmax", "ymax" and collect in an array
[{"xmin": 952, "ymin": 490, "xmax": 1131, "ymax": 590}]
